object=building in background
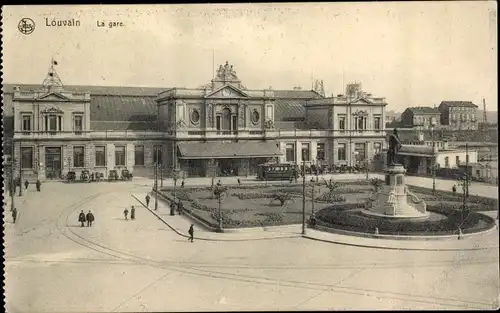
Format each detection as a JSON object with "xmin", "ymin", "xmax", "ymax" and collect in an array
[
  {"xmin": 5, "ymin": 62, "xmax": 388, "ymax": 180},
  {"xmin": 400, "ymin": 107, "xmax": 441, "ymax": 129},
  {"xmin": 438, "ymin": 101, "xmax": 478, "ymax": 130}
]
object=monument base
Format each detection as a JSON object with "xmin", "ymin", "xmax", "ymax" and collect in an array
[{"xmin": 364, "ymin": 163, "xmax": 429, "ymax": 219}]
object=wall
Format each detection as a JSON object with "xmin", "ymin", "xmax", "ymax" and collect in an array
[
  {"xmin": 435, "ymin": 150, "xmax": 478, "ymax": 168},
  {"xmin": 306, "ymin": 106, "xmax": 329, "ymax": 129}
]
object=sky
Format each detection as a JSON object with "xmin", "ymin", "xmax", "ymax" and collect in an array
[{"xmin": 2, "ymin": 2, "xmax": 498, "ymax": 111}]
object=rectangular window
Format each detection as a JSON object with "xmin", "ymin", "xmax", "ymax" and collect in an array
[
  {"xmin": 337, "ymin": 143, "xmax": 346, "ymax": 161},
  {"xmin": 115, "ymin": 146, "xmax": 126, "ymax": 166},
  {"xmin": 338, "ymin": 115, "xmax": 346, "ymax": 130},
  {"xmin": 317, "ymin": 143, "xmax": 325, "ymax": 161},
  {"xmin": 73, "ymin": 146, "xmax": 85, "ymax": 168},
  {"xmin": 21, "ymin": 147, "xmax": 33, "ymax": 169},
  {"xmin": 301, "ymin": 143, "xmax": 310, "ymax": 161},
  {"xmin": 374, "ymin": 116, "xmax": 381, "ymax": 130},
  {"xmin": 456, "ymin": 156, "xmax": 460, "ymax": 166},
  {"xmin": 232, "ymin": 115, "xmax": 237, "ymax": 133},
  {"xmin": 445, "ymin": 157, "xmax": 450, "ymax": 168},
  {"xmin": 49, "ymin": 115, "xmax": 57, "ymax": 131},
  {"xmin": 285, "ymin": 143, "xmax": 295, "ymax": 162},
  {"xmin": 374, "ymin": 142, "xmax": 382, "ymax": 154},
  {"xmin": 153, "ymin": 145, "xmax": 163, "ymax": 165},
  {"xmin": 74, "ymin": 115, "xmax": 83, "ymax": 133},
  {"xmin": 22, "ymin": 115, "xmax": 32, "ymax": 132},
  {"xmin": 355, "ymin": 117, "xmax": 366, "ymax": 130},
  {"xmin": 95, "ymin": 146, "xmax": 106, "ymax": 167},
  {"xmin": 134, "ymin": 145, "xmax": 145, "ymax": 166},
  {"xmin": 58, "ymin": 116, "xmax": 62, "ymax": 131},
  {"xmin": 216, "ymin": 116, "xmax": 221, "ymax": 131},
  {"xmin": 354, "ymin": 143, "xmax": 366, "ymax": 161}
]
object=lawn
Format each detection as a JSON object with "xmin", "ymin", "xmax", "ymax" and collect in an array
[{"xmin": 159, "ymin": 180, "xmax": 498, "ymax": 230}]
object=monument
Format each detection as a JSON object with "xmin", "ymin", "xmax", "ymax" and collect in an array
[{"xmin": 362, "ymin": 128, "xmax": 429, "ymax": 219}]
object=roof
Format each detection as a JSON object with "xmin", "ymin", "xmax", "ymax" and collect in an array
[
  {"xmin": 2, "ymin": 84, "xmax": 167, "ymax": 96},
  {"xmin": 90, "ymin": 95, "xmax": 157, "ymax": 122},
  {"xmin": 272, "ymin": 89, "xmax": 323, "ymax": 99},
  {"xmin": 177, "ymin": 140, "xmax": 282, "ymax": 159},
  {"xmin": 439, "ymin": 101, "xmax": 478, "ymax": 108},
  {"xmin": 406, "ymin": 107, "xmax": 440, "ymax": 114},
  {"xmin": 274, "ymin": 99, "xmax": 307, "ymax": 121}
]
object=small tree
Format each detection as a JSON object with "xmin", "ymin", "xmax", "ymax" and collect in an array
[
  {"xmin": 369, "ymin": 178, "xmax": 384, "ymax": 192},
  {"xmin": 272, "ymin": 193, "xmax": 294, "ymax": 206},
  {"xmin": 323, "ymin": 178, "xmax": 341, "ymax": 193}
]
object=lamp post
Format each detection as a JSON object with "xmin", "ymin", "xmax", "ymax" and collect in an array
[
  {"xmin": 310, "ymin": 178, "xmax": 316, "ymax": 217},
  {"xmin": 431, "ymin": 117, "xmax": 437, "ymax": 194},
  {"xmin": 160, "ymin": 163, "xmax": 164, "ymax": 188},
  {"xmin": 18, "ymin": 141, "xmax": 23, "ymax": 197},
  {"xmin": 171, "ymin": 167, "xmax": 179, "ymax": 216},
  {"xmin": 465, "ymin": 142, "xmax": 469, "ymax": 197},
  {"xmin": 10, "ymin": 156, "xmax": 15, "ymax": 211},
  {"xmin": 213, "ymin": 183, "xmax": 226, "ymax": 232},
  {"xmin": 301, "ymin": 152, "xmax": 306, "ymax": 235},
  {"xmin": 154, "ymin": 162, "xmax": 158, "ymax": 211}
]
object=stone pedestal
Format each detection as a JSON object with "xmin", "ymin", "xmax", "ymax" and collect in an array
[{"xmin": 362, "ymin": 163, "xmax": 429, "ymax": 219}]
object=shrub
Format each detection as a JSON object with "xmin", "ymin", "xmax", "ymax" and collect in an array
[
  {"xmin": 271, "ymin": 193, "xmax": 294, "ymax": 206},
  {"xmin": 316, "ymin": 192, "xmax": 346, "ymax": 203}
]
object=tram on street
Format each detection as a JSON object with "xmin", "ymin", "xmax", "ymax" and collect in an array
[{"xmin": 256, "ymin": 163, "xmax": 299, "ymax": 181}]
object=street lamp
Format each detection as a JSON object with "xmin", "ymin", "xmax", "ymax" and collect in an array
[
  {"xmin": 301, "ymin": 151, "xmax": 307, "ymax": 235},
  {"xmin": 171, "ymin": 167, "xmax": 179, "ymax": 216},
  {"xmin": 154, "ymin": 162, "xmax": 159, "ymax": 211},
  {"xmin": 213, "ymin": 183, "xmax": 227, "ymax": 232},
  {"xmin": 431, "ymin": 117, "xmax": 437, "ymax": 194},
  {"xmin": 160, "ymin": 163, "xmax": 164, "ymax": 188},
  {"xmin": 310, "ymin": 178, "xmax": 316, "ymax": 218}
]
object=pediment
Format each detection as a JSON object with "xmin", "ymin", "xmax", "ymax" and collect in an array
[
  {"xmin": 350, "ymin": 98, "xmax": 373, "ymax": 105},
  {"xmin": 37, "ymin": 92, "xmax": 70, "ymax": 101},
  {"xmin": 41, "ymin": 107, "xmax": 64, "ymax": 114},
  {"xmin": 205, "ymin": 84, "xmax": 249, "ymax": 99}
]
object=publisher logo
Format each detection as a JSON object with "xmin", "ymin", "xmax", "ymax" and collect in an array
[{"xmin": 18, "ymin": 18, "xmax": 35, "ymax": 35}]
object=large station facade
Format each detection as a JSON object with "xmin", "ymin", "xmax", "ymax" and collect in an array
[{"xmin": 5, "ymin": 61, "xmax": 388, "ymax": 181}]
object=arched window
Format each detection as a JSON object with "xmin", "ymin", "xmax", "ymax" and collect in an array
[{"xmin": 222, "ymin": 108, "xmax": 231, "ymax": 130}]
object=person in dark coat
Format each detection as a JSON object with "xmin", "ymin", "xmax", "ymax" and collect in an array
[
  {"xmin": 124, "ymin": 208, "xmax": 129, "ymax": 220},
  {"xmin": 237, "ymin": 178, "xmax": 241, "ymax": 185},
  {"xmin": 78, "ymin": 210, "xmax": 86, "ymax": 227},
  {"xmin": 145, "ymin": 195, "xmax": 150, "ymax": 207},
  {"xmin": 12, "ymin": 207, "xmax": 18, "ymax": 224},
  {"xmin": 86, "ymin": 210, "xmax": 95, "ymax": 227},
  {"xmin": 452, "ymin": 185, "xmax": 457, "ymax": 194},
  {"xmin": 181, "ymin": 180, "xmax": 185, "ymax": 188},
  {"xmin": 24, "ymin": 180, "xmax": 29, "ymax": 190},
  {"xmin": 130, "ymin": 206, "xmax": 136, "ymax": 220},
  {"xmin": 170, "ymin": 201, "xmax": 175, "ymax": 216},
  {"xmin": 188, "ymin": 224, "xmax": 194, "ymax": 242},
  {"xmin": 36, "ymin": 180, "xmax": 41, "ymax": 192}
]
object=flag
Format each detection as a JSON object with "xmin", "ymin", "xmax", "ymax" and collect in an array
[{"xmin": 53, "ymin": 60, "xmax": 58, "ymax": 65}]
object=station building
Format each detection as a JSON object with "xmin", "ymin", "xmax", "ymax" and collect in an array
[{"xmin": 5, "ymin": 61, "xmax": 388, "ymax": 181}]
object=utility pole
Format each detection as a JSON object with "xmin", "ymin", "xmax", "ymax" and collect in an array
[
  {"xmin": 302, "ymin": 156, "xmax": 306, "ymax": 235},
  {"xmin": 154, "ymin": 154, "xmax": 158, "ymax": 211},
  {"xmin": 465, "ymin": 142, "xmax": 469, "ymax": 198},
  {"xmin": 18, "ymin": 140, "xmax": 23, "ymax": 197},
  {"xmin": 310, "ymin": 178, "xmax": 315, "ymax": 217},
  {"xmin": 431, "ymin": 118, "xmax": 437, "ymax": 194}
]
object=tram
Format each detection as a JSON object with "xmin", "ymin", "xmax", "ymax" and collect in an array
[{"xmin": 256, "ymin": 163, "xmax": 299, "ymax": 181}]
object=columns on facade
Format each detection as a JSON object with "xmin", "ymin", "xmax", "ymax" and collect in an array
[
  {"xmin": 126, "ymin": 143, "xmax": 135, "ymax": 171},
  {"xmin": 106, "ymin": 143, "xmax": 115, "ymax": 172}
]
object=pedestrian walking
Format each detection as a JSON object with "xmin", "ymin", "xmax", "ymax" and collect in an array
[
  {"xmin": 24, "ymin": 180, "xmax": 29, "ymax": 190},
  {"xmin": 170, "ymin": 201, "xmax": 176, "ymax": 216},
  {"xmin": 188, "ymin": 224, "xmax": 194, "ymax": 242},
  {"xmin": 36, "ymin": 179, "xmax": 41, "ymax": 192},
  {"xmin": 216, "ymin": 180, "xmax": 222, "ymax": 186},
  {"xmin": 452, "ymin": 185, "xmax": 457, "ymax": 194},
  {"xmin": 86, "ymin": 210, "xmax": 95, "ymax": 227},
  {"xmin": 145, "ymin": 195, "xmax": 150, "ymax": 207},
  {"xmin": 12, "ymin": 207, "xmax": 18, "ymax": 224},
  {"xmin": 78, "ymin": 210, "xmax": 86, "ymax": 227},
  {"xmin": 124, "ymin": 208, "xmax": 129, "ymax": 220},
  {"xmin": 181, "ymin": 180, "xmax": 185, "ymax": 188},
  {"xmin": 131, "ymin": 206, "xmax": 136, "ymax": 220},
  {"xmin": 237, "ymin": 178, "xmax": 241, "ymax": 185}
]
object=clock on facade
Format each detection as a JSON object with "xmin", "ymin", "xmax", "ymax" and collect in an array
[{"xmin": 222, "ymin": 88, "xmax": 231, "ymax": 97}]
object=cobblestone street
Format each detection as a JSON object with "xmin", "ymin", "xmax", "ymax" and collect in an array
[{"xmin": 4, "ymin": 177, "xmax": 499, "ymax": 311}]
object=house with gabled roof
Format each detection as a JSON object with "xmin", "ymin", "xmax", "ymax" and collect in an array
[
  {"xmin": 438, "ymin": 101, "xmax": 478, "ymax": 130},
  {"xmin": 400, "ymin": 106, "xmax": 441, "ymax": 129}
]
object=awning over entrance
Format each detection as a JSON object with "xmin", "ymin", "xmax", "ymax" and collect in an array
[{"xmin": 178, "ymin": 140, "xmax": 282, "ymax": 159}]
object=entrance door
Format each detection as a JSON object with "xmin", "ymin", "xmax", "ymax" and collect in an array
[{"xmin": 45, "ymin": 147, "xmax": 62, "ymax": 179}]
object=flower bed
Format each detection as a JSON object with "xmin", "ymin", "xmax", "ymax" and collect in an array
[{"xmin": 315, "ymin": 204, "xmax": 496, "ymax": 236}]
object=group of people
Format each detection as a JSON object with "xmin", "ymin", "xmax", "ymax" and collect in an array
[
  {"xmin": 11, "ymin": 179, "xmax": 42, "ymax": 195},
  {"xmin": 123, "ymin": 206, "xmax": 136, "ymax": 220},
  {"xmin": 78, "ymin": 210, "xmax": 95, "ymax": 227}
]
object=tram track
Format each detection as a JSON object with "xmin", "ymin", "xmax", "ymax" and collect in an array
[{"xmin": 48, "ymin": 191, "xmax": 497, "ymax": 310}]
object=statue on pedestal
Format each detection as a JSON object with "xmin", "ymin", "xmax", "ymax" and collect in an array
[{"xmin": 387, "ymin": 128, "xmax": 402, "ymax": 166}]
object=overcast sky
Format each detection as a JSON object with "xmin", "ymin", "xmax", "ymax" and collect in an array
[{"xmin": 2, "ymin": 2, "xmax": 497, "ymax": 111}]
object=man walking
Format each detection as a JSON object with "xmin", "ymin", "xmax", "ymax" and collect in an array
[
  {"xmin": 188, "ymin": 224, "xmax": 194, "ymax": 242},
  {"xmin": 78, "ymin": 210, "xmax": 86, "ymax": 227},
  {"xmin": 12, "ymin": 207, "xmax": 18, "ymax": 224},
  {"xmin": 86, "ymin": 210, "xmax": 95, "ymax": 227},
  {"xmin": 124, "ymin": 208, "xmax": 129, "ymax": 220},
  {"xmin": 24, "ymin": 180, "xmax": 29, "ymax": 190},
  {"xmin": 131, "ymin": 206, "xmax": 136, "ymax": 220},
  {"xmin": 145, "ymin": 195, "xmax": 150, "ymax": 207},
  {"xmin": 36, "ymin": 179, "xmax": 41, "ymax": 192},
  {"xmin": 452, "ymin": 185, "xmax": 457, "ymax": 194}
]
